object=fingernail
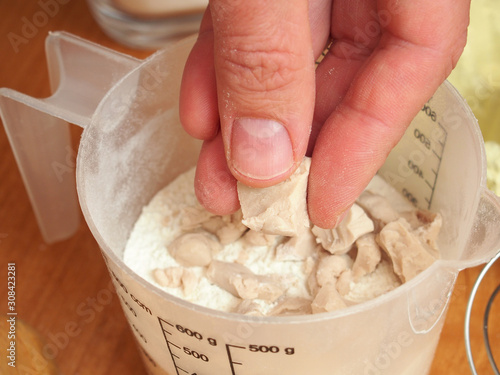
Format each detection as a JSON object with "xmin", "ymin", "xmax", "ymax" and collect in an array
[{"xmin": 231, "ymin": 118, "xmax": 293, "ymax": 180}]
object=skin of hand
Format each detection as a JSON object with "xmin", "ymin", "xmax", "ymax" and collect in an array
[{"xmin": 179, "ymin": 0, "xmax": 470, "ymax": 229}]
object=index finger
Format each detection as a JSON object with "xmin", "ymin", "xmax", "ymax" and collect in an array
[{"xmin": 308, "ymin": 0, "xmax": 470, "ymax": 228}]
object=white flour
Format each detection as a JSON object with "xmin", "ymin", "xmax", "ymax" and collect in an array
[
  {"xmin": 124, "ymin": 169, "xmax": 312, "ymax": 312},
  {"xmin": 123, "ymin": 167, "xmax": 439, "ymax": 315}
]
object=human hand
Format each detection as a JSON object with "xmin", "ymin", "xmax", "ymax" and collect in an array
[{"xmin": 179, "ymin": 0, "xmax": 470, "ymax": 228}]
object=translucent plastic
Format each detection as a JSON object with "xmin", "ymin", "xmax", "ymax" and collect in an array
[
  {"xmin": 1, "ymin": 33, "xmax": 499, "ymax": 375},
  {"xmin": 0, "ymin": 32, "xmax": 140, "ymax": 243}
]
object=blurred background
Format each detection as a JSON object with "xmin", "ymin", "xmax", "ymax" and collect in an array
[
  {"xmin": 86, "ymin": 0, "xmax": 207, "ymax": 49},
  {"xmin": 448, "ymin": 0, "xmax": 500, "ymax": 196}
]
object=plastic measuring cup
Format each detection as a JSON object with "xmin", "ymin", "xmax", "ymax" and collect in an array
[{"xmin": 1, "ymin": 32, "xmax": 499, "ymax": 375}]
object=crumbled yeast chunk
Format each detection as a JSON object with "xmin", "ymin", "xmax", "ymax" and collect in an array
[
  {"xmin": 206, "ymin": 261, "xmax": 286, "ymax": 302},
  {"xmin": 153, "ymin": 267, "xmax": 183, "ymax": 288},
  {"xmin": 181, "ymin": 269, "xmax": 199, "ymax": 295},
  {"xmin": 141, "ymin": 162, "xmax": 443, "ymax": 316},
  {"xmin": 352, "ymin": 233, "xmax": 382, "ymax": 280},
  {"xmin": 237, "ymin": 157, "xmax": 311, "ymax": 236},
  {"xmin": 306, "ymin": 257, "xmax": 321, "ymax": 296},
  {"xmin": 242, "ymin": 230, "xmax": 277, "ymax": 247},
  {"xmin": 356, "ymin": 190, "xmax": 400, "ymax": 231},
  {"xmin": 312, "ymin": 204, "xmax": 374, "ymax": 255},
  {"xmin": 336, "ymin": 270, "xmax": 353, "ymax": 296},
  {"xmin": 311, "ymin": 284, "xmax": 347, "ymax": 313},
  {"xmin": 181, "ymin": 203, "xmax": 248, "ymax": 245},
  {"xmin": 168, "ymin": 230, "xmax": 221, "ymax": 267},
  {"xmin": 410, "ymin": 210, "xmax": 442, "ymax": 259},
  {"xmin": 377, "ymin": 218, "xmax": 438, "ymax": 282},
  {"xmin": 202, "ymin": 210, "xmax": 248, "ymax": 245},
  {"xmin": 269, "ymin": 297, "xmax": 313, "ymax": 316},
  {"xmin": 343, "ymin": 260, "xmax": 401, "ymax": 303},
  {"xmin": 315, "ymin": 254, "xmax": 353, "ymax": 287},
  {"xmin": 180, "ymin": 204, "xmax": 215, "ymax": 230},
  {"xmin": 275, "ymin": 227, "xmax": 318, "ymax": 261},
  {"xmin": 153, "ymin": 267, "xmax": 199, "ymax": 295},
  {"xmin": 233, "ymin": 299, "xmax": 264, "ymax": 316}
]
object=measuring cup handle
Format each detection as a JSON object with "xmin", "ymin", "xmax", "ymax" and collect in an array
[
  {"xmin": 0, "ymin": 93, "xmax": 79, "ymax": 243},
  {"xmin": 0, "ymin": 32, "xmax": 141, "ymax": 243}
]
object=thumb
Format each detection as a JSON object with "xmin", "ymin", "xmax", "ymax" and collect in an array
[{"xmin": 210, "ymin": 0, "xmax": 315, "ymax": 187}]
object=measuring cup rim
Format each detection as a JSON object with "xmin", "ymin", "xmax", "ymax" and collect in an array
[{"xmin": 442, "ymin": 79, "xmax": 488, "ymax": 187}]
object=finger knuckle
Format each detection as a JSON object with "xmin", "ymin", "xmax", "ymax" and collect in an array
[{"xmin": 220, "ymin": 38, "xmax": 300, "ymax": 94}]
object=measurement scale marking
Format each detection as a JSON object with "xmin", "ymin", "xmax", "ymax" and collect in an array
[
  {"xmin": 226, "ymin": 344, "xmax": 246, "ymax": 375},
  {"xmin": 425, "ymin": 119, "xmax": 447, "ymax": 209},
  {"xmin": 166, "ymin": 338, "xmax": 185, "ymax": 375},
  {"xmin": 158, "ymin": 317, "xmax": 185, "ymax": 375},
  {"xmin": 436, "ymin": 122, "xmax": 447, "ymax": 152},
  {"xmin": 161, "ymin": 319, "xmax": 175, "ymax": 328},
  {"xmin": 158, "ymin": 317, "xmax": 174, "ymax": 335},
  {"xmin": 165, "ymin": 341, "xmax": 182, "ymax": 375}
]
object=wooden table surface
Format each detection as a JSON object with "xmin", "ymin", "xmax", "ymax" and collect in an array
[{"xmin": 0, "ymin": 1, "xmax": 499, "ymax": 374}]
